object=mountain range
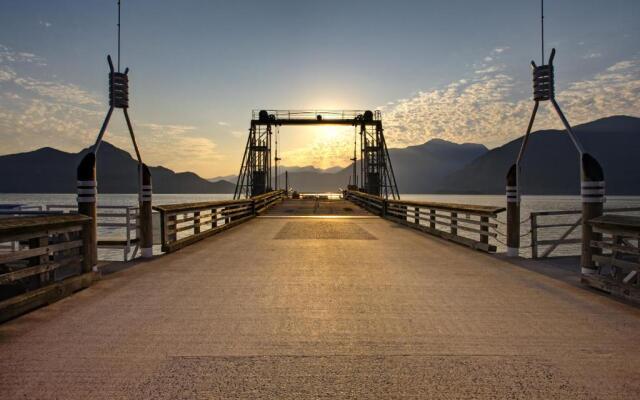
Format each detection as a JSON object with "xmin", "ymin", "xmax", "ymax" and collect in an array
[
  {"xmin": 0, "ymin": 142, "xmax": 235, "ymax": 193},
  {"xmin": 438, "ymin": 115, "xmax": 640, "ymax": 194},
  {"xmin": 1, "ymin": 115, "xmax": 638, "ymax": 195}
]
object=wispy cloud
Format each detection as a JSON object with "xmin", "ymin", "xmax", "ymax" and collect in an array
[
  {"xmin": 0, "ymin": 43, "xmax": 221, "ymax": 176},
  {"xmin": 39, "ymin": 21, "xmax": 52, "ymax": 28},
  {"xmin": 582, "ymin": 52, "xmax": 602, "ymax": 59},
  {"xmin": 108, "ymin": 124, "xmax": 220, "ymax": 174},
  {"xmin": 381, "ymin": 52, "xmax": 640, "ymax": 148},
  {"xmin": 0, "ymin": 45, "xmax": 46, "ymax": 66}
]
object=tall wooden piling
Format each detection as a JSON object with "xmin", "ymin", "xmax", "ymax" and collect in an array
[
  {"xmin": 139, "ymin": 164, "xmax": 153, "ymax": 258},
  {"xmin": 506, "ymin": 164, "xmax": 520, "ymax": 257},
  {"xmin": 77, "ymin": 152, "xmax": 98, "ymax": 268},
  {"xmin": 580, "ymin": 153, "xmax": 604, "ymax": 274}
]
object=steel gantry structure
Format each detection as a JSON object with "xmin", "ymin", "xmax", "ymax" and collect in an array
[{"xmin": 234, "ymin": 110, "xmax": 400, "ymax": 200}]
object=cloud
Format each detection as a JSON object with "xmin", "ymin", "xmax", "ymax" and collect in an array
[
  {"xmin": 108, "ymin": 124, "xmax": 220, "ymax": 174},
  {"xmin": 0, "ymin": 45, "xmax": 46, "ymax": 65},
  {"xmin": 39, "ymin": 21, "xmax": 52, "ymax": 28},
  {"xmin": 13, "ymin": 76, "xmax": 100, "ymax": 105},
  {"xmin": 582, "ymin": 52, "xmax": 602, "ymax": 59},
  {"xmin": 474, "ymin": 65, "xmax": 503, "ymax": 74},
  {"xmin": 0, "ymin": 43, "xmax": 222, "ymax": 176},
  {"xmin": 381, "ymin": 57, "xmax": 640, "ymax": 148},
  {"xmin": 218, "ymin": 121, "xmax": 229, "ymax": 126}
]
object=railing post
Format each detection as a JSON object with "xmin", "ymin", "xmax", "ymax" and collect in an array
[
  {"xmin": 193, "ymin": 211, "xmax": 201, "ymax": 234},
  {"xmin": 506, "ymin": 164, "xmax": 520, "ymax": 257},
  {"xmin": 168, "ymin": 214, "xmax": 177, "ymax": 243},
  {"xmin": 450, "ymin": 212, "xmax": 458, "ymax": 236},
  {"xmin": 480, "ymin": 216, "xmax": 489, "ymax": 245},
  {"xmin": 414, "ymin": 207, "xmax": 420, "ymax": 225},
  {"xmin": 139, "ymin": 164, "xmax": 153, "ymax": 258},
  {"xmin": 530, "ymin": 213, "xmax": 538, "ymax": 259},
  {"xmin": 81, "ymin": 220, "xmax": 93, "ymax": 274},
  {"xmin": 77, "ymin": 152, "xmax": 98, "ymax": 269},
  {"xmin": 581, "ymin": 153, "xmax": 605, "ymax": 275},
  {"xmin": 124, "ymin": 208, "xmax": 131, "ymax": 262},
  {"xmin": 159, "ymin": 211, "xmax": 168, "ymax": 251},
  {"xmin": 212, "ymin": 208, "xmax": 218, "ymax": 228},
  {"xmin": 28, "ymin": 235, "xmax": 49, "ymax": 286},
  {"xmin": 429, "ymin": 209, "xmax": 436, "ymax": 229}
]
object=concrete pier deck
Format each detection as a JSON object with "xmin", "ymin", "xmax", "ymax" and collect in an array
[{"xmin": 1, "ymin": 201, "xmax": 639, "ymax": 399}]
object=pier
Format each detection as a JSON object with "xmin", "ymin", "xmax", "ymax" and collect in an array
[{"xmin": 1, "ymin": 196, "xmax": 640, "ymax": 399}]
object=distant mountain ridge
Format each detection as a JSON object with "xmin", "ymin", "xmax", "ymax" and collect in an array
[
  {"xmin": 208, "ymin": 165, "xmax": 342, "ymax": 184},
  {"xmin": 267, "ymin": 139, "xmax": 488, "ymax": 193},
  {"xmin": 1, "ymin": 115, "xmax": 638, "ymax": 195},
  {"xmin": 0, "ymin": 142, "xmax": 235, "ymax": 193},
  {"xmin": 437, "ymin": 115, "xmax": 640, "ymax": 195}
]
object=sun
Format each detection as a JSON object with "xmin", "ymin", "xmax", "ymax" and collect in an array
[{"xmin": 318, "ymin": 126, "xmax": 340, "ymax": 140}]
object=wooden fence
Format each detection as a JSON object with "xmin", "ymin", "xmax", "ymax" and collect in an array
[
  {"xmin": 530, "ymin": 207, "xmax": 640, "ymax": 259},
  {"xmin": 154, "ymin": 190, "xmax": 285, "ymax": 253},
  {"xmin": 46, "ymin": 204, "xmax": 140, "ymax": 261},
  {"xmin": 344, "ymin": 190, "xmax": 505, "ymax": 252},
  {"xmin": 582, "ymin": 215, "xmax": 640, "ymax": 305},
  {"xmin": 0, "ymin": 214, "xmax": 94, "ymax": 323}
]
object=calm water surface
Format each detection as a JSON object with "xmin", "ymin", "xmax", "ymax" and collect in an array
[{"xmin": 2, "ymin": 193, "xmax": 639, "ymax": 259}]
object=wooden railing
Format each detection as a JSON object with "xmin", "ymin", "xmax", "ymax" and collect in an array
[
  {"xmin": 582, "ymin": 215, "xmax": 640, "ymax": 305},
  {"xmin": 154, "ymin": 190, "xmax": 285, "ymax": 253},
  {"xmin": 345, "ymin": 190, "xmax": 505, "ymax": 252},
  {"xmin": 46, "ymin": 205, "xmax": 140, "ymax": 261},
  {"xmin": 530, "ymin": 207, "xmax": 640, "ymax": 259},
  {"xmin": 0, "ymin": 214, "xmax": 94, "ymax": 323}
]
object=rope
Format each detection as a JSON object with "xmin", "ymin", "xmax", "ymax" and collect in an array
[
  {"xmin": 492, "ymin": 216, "xmax": 531, "ymax": 225},
  {"xmin": 492, "ymin": 235, "xmax": 533, "ymax": 248}
]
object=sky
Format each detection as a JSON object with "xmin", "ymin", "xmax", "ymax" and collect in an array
[{"xmin": 0, "ymin": 0, "xmax": 639, "ymax": 178}]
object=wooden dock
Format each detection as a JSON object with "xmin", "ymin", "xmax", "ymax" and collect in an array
[{"xmin": 1, "ymin": 198, "xmax": 639, "ymax": 399}]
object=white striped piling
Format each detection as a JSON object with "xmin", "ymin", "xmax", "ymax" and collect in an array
[
  {"xmin": 581, "ymin": 153, "xmax": 604, "ymax": 274},
  {"xmin": 506, "ymin": 164, "xmax": 520, "ymax": 257},
  {"xmin": 77, "ymin": 152, "xmax": 98, "ymax": 269},
  {"xmin": 139, "ymin": 164, "xmax": 153, "ymax": 258}
]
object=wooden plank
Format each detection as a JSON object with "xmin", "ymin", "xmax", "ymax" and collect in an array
[
  {"xmin": 97, "ymin": 238, "xmax": 139, "ymax": 246},
  {"xmin": 590, "ymin": 215, "xmax": 640, "ymax": 233},
  {"xmin": 536, "ymin": 223, "xmax": 581, "ymax": 229},
  {"xmin": 590, "ymin": 240, "xmax": 640, "ymax": 256},
  {"xmin": 387, "ymin": 199, "xmax": 505, "ymax": 216},
  {"xmin": 162, "ymin": 215, "xmax": 254, "ymax": 253},
  {"xmin": 537, "ymin": 238, "xmax": 582, "ymax": 246},
  {"xmin": 0, "ymin": 215, "xmax": 90, "ymax": 237},
  {"xmin": 539, "ymin": 217, "xmax": 582, "ymax": 258},
  {"xmin": 0, "ymin": 239, "xmax": 82, "ymax": 264},
  {"xmin": 581, "ymin": 274, "xmax": 640, "ymax": 306},
  {"xmin": 0, "ymin": 255, "xmax": 83, "ymax": 284},
  {"xmin": 153, "ymin": 199, "xmax": 253, "ymax": 213},
  {"xmin": 0, "ymin": 224, "xmax": 84, "ymax": 243},
  {"xmin": 386, "ymin": 215, "xmax": 495, "ymax": 252},
  {"xmin": 531, "ymin": 210, "xmax": 582, "ymax": 217},
  {"xmin": 593, "ymin": 254, "xmax": 640, "ymax": 270},
  {"xmin": 0, "ymin": 272, "xmax": 95, "ymax": 323}
]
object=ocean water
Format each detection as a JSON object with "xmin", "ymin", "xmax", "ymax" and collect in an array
[{"xmin": 2, "ymin": 193, "xmax": 639, "ymax": 260}]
